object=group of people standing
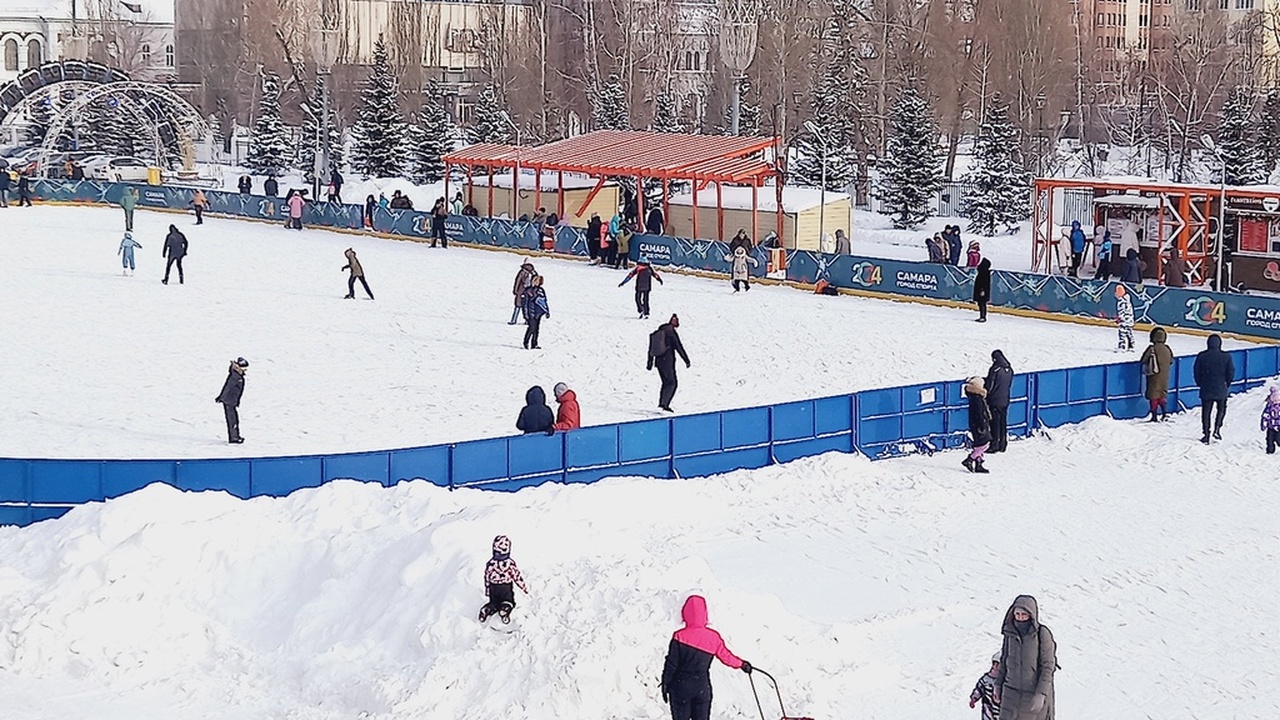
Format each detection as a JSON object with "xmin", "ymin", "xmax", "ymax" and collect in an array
[
  {"xmin": 1068, "ymin": 220, "xmax": 1186, "ymax": 286},
  {"xmin": 926, "ymin": 225, "xmax": 980, "ymax": 268},
  {"xmin": 0, "ymin": 168, "xmax": 34, "ymax": 207},
  {"xmin": 962, "ymin": 349, "xmax": 1014, "ymax": 473}
]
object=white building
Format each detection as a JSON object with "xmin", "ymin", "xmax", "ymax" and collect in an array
[{"xmin": 0, "ymin": 0, "xmax": 175, "ymax": 85}]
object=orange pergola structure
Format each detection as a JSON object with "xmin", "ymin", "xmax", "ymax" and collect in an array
[{"xmin": 443, "ymin": 130, "xmax": 785, "ymax": 243}]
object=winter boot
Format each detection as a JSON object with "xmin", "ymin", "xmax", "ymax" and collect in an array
[
  {"xmin": 498, "ymin": 602, "xmax": 513, "ymax": 624},
  {"xmin": 479, "ymin": 604, "xmax": 493, "ymax": 623},
  {"xmin": 1200, "ymin": 434, "xmax": 1211, "ymax": 445},
  {"xmin": 1213, "ymin": 429, "xmax": 1223, "ymax": 441},
  {"xmin": 962, "ymin": 457, "xmax": 975, "ymax": 473},
  {"xmin": 1149, "ymin": 409, "xmax": 1159, "ymax": 423},
  {"xmin": 973, "ymin": 460, "xmax": 990, "ymax": 474}
]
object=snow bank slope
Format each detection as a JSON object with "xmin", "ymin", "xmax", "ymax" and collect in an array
[{"xmin": 1, "ymin": 384, "xmax": 1279, "ymax": 719}]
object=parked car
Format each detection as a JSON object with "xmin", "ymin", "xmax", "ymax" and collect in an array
[{"xmin": 89, "ymin": 156, "xmax": 150, "ymax": 182}]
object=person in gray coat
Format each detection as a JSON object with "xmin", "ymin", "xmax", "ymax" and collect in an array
[{"xmin": 995, "ymin": 595, "xmax": 1056, "ymax": 720}]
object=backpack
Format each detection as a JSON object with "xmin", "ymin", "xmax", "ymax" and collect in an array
[
  {"xmin": 648, "ymin": 328, "xmax": 669, "ymax": 358},
  {"xmin": 1143, "ymin": 349, "xmax": 1160, "ymax": 376}
]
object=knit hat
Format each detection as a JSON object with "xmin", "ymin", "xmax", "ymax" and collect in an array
[
  {"xmin": 964, "ymin": 376, "xmax": 986, "ymax": 396},
  {"xmin": 492, "ymin": 534, "xmax": 511, "ymax": 557},
  {"xmin": 670, "ymin": 314, "xmax": 680, "ymax": 328},
  {"xmin": 1115, "ymin": 285, "xmax": 1127, "ymax": 298},
  {"xmin": 992, "ymin": 652, "xmax": 1001, "ymax": 663},
  {"xmin": 1270, "ymin": 386, "xmax": 1280, "ymax": 403},
  {"xmin": 234, "ymin": 357, "xmax": 249, "ymax": 368},
  {"xmin": 553, "ymin": 382, "xmax": 569, "ymax": 400}
]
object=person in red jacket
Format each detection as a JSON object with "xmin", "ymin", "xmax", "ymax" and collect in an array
[
  {"xmin": 661, "ymin": 595, "xmax": 751, "ymax": 720},
  {"xmin": 552, "ymin": 382, "xmax": 580, "ymax": 431}
]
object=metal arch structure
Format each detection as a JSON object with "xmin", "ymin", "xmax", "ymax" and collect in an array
[
  {"xmin": 0, "ymin": 59, "xmax": 130, "ymax": 126},
  {"xmin": 35, "ymin": 82, "xmax": 210, "ymax": 177},
  {"xmin": 0, "ymin": 80, "xmax": 159, "ymax": 157}
]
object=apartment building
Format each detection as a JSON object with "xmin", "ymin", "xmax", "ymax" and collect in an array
[{"xmin": 1, "ymin": 0, "xmax": 174, "ymax": 85}]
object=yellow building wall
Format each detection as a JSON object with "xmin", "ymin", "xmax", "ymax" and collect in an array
[
  {"xmin": 667, "ymin": 197, "xmax": 850, "ymax": 251},
  {"xmin": 466, "ymin": 183, "xmax": 619, "ymax": 225}
]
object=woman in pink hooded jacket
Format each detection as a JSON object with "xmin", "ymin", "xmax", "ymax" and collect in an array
[{"xmin": 661, "ymin": 595, "xmax": 752, "ymax": 720}]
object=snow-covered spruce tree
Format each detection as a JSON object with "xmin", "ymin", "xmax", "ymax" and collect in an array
[
  {"xmin": 1217, "ymin": 86, "xmax": 1265, "ymax": 186},
  {"xmin": 468, "ymin": 83, "xmax": 512, "ymax": 144},
  {"xmin": 411, "ymin": 80, "xmax": 454, "ymax": 183},
  {"xmin": 791, "ymin": 54, "xmax": 861, "ymax": 191},
  {"xmin": 23, "ymin": 94, "xmax": 55, "ymax": 147},
  {"xmin": 592, "ymin": 74, "xmax": 630, "ymax": 131},
  {"xmin": 350, "ymin": 36, "xmax": 407, "ymax": 179},
  {"xmin": 247, "ymin": 72, "xmax": 291, "ymax": 177},
  {"xmin": 1260, "ymin": 88, "xmax": 1280, "ymax": 180},
  {"xmin": 960, "ymin": 95, "xmax": 1030, "ymax": 236},
  {"xmin": 877, "ymin": 86, "xmax": 943, "ymax": 229},
  {"xmin": 298, "ymin": 74, "xmax": 344, "ymax": 183},
  {"xmin": 652, "ymin": 89, "xmax": 683, "ymax": 133}
]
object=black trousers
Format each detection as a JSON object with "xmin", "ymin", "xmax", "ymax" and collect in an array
[
  {"xmin": 669, "ymin": 685, "xmax": 711, "ymax": 720},
  {"xmin": 657, "ymin": 358, "xmax": 679, "ymax": 409},
  {"xmin": 977, "ymin": 298, "xmax": 988, "ymax": 321},
  {"xmin": 347, "ymin": 275, "xmax": 373, "ymax": 299},
  {"xmin": 432, "ymin": 222, "xmax": 447, "ymax": 247},
  {"xmin": 164, "ymin": 256, "xmax": 184, "ymax": 283},
  {"xmin": 1201, "ymin": 398, "xmax": 1227, "ymax": 437},
  {"xmin": 1267, "ymin": 428, "xmax": 1280, "ymax": 454},
  {"xmin": 990, "ymin": 405, "xmax": 1009, "ymax": 452},
  {"xmin": 635, "ymin": 289, "xmax": 651, "ymax": 317},
  {"xmin": 194, "ymin": 205, "xmax": 204, "ymax": 224},
  {"xmin": 18, "ymin": 192, "xmax": 32, "ymax": 206},
  {"xmin": 483, "ymin": 582, "xmax": 516, "ymax": 614},
  {"xmin": 123, "ymin": 207, "xmax": 133, "ymax": 231},
  {"xmin": 524, "ymin": 315, "xmax": 542, "ymax": 348},
  {"xmin": 732, "ymin": 279, "xmax": 750, "ymax": 291},
  {"xmin": 1070, "ymin": 252, "xmax": 1082, "ymax": 276},
  {"xmin": 223, "ymin": 403, "xmax": 241, "ymax": 441}
]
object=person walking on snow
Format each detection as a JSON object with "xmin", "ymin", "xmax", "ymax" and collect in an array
[
  {"xmin": 1114, "ymin": 285, "xmax": 1135, "ymax": 352},
  {"xmin": 969, "ymin": 652, "xmax": 1002, "ymax": 720},
  {"xmin": 119, "ymin": 185, "xmax": 138, "ymax": 231},
  {"xmin": 620, "ymin": 258, "xmax": 664, "ymax": 319},
  {"xmin": 190, "ymin": 189, "xmax": 208, "ymax": 225},
  {"xmin": 118, "ymin": 231, "xmax": 142, "ymax": 276},
  {"xmin": 648, "ymin": 314, "xmax": 690, "ymax": 412},
  {"xmin": 516, "ymin": 386, "xmax": 555, "ymax": 434},
  {"xmin": 1140, "ymin": 326, "xmax": 1174, "ymax": 422},
  {"xmin": 985, "ymin": 350, "xmax": 1013, "ymax": 453},
  {"xmin": 1194, "ymin": 334, "xmax": 1235, "ymax": 444},
  {"xmin": 724, "ymin": 245, "xmax": 758, "ymax": 292},
  {"xmin": 479, "ymin": 534, "xmax": 528, "ymax": 624},
  {"xmin": 215, "ymin": 357, "xmax": 249, "ymax": 444},
  {"xmin": 962, "ymin": 377, "xmax": 992, "ymax": 473},
  {"xmin": 16, "ymin": 172, "xmax": 32, "ymax": 207},
  {"xmin": 1068, "ymin": 220, "xmax": 1087, "ymax": 276},
  {"xmin": 521, "ymin": 276, "xmax": 550, "ymax": 349},
  {"xmin": 994, "ymin": 595, "xmax": 1057, "ymax": 720},
  {"xmin": 973, "ymin": 258, "xmax": 992, "ymax": 322},
  {"xmin": 552, "ymin": 382, "xmax": 580, "ymax": 431},
  {"xmin": 162, "ymin": 224, "xmax": 188, "ymax": 285},
  {"xmin": 661, "ymin": 595, "xmax": 752, "ymax": 720},
  {"xmin": 286, "ymin": 190, "xmax": 305, "ymax": 230},
  {"xmin": 342, "ymin": 248, "xmax": 374, "ymax": 299},
  {"xmin": 1261, "ymin": 387, "xmax": 1280, "ymax": 454},
  {"xmin": 510, "ymin": 259, "xmax": 537, "ymax": 325}
]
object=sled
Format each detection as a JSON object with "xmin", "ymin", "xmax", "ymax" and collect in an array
[{"xmin": 748, "ymin": 667, "xmax": 813, "ymax": 720}]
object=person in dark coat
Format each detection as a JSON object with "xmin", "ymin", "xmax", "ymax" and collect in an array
[
  {"xmin": 661, "ymin": 595, "xmax": 751, "ymax": 720},
  {"xmin": 946, "ymin": 225, "xmax": 963, "ymax": 266},
  {"xmin": 515, "ymin": 386, "xmax": 555, "ymax": 435},
  {"xmin": 238, "ymin": 175, "xmax": 252, "ymax": 194},
  {"xmin": 431, "ymin": 198, "xmax": 449, "ymax": 248},
  {"xmin": 1194, "ymin": 334, "xmax": 1235, "ymax": 444},
  {"xmin": 342, "ymin": 248, "xmax": 373, "ymax": 299},
  {"xmin": 0, "ymin": 167, "xmax": 10, "ymax": 207},
  {"xmin": 994, "ymin": 595, "xmax": 1057, "ymax": 720},
  {"xmin": 510, "ymin": 260, "xmax": 537, "ymax": 325},
  {"xmin": 162, "ymin": 224, "xmax": 188, "ymax": 285},
  {"xmin": 1122, "ymin": 247, "xmax": 1145, "ymax": 283},
  {"xmin": 17, "ymin": 173, "xmax": 32, "ymax": 206},
  {"xmin": 619, "ymin": 258, "xmax": 664, "ymax": 318},
  {"xmin": 263, "ymin": 176, "xmax": 278, "ymax": 197},
  {"xmin": 648, "ymin": 314, "xmax": 691, "ymax": 412},
  {"xmin": 586, "ymin": 213, "xmax": 603, "ymax": 264},
  {"xmin": 985, "ymin": 350, "xmax": 1014, "ymax": 452},
  {"xmin": 646, "ymin": 205, "xmax": 665, "ymax": 235},
  {"xmin": 364, "ymin": 195, "xmax": 377, "ymax": 230},
  {"xmin": 329, "ymin": 169, "xmax": 344, "ymax": 203},
  {"xmin": 1093, "ymin": 231, "xmax": 1113, "ymax": 281},
  {"xmin": 521, "ymin": 276, "xmax": 550, "ymax": 349},
  {"xmin": 1164, "ymin": 245, "xmax": 1186, "ymax": 288},
  {"xmin": 973, "ymin": 258, "xmax": 992, "ymax": 322},
  {"xmin": 215, "ymin": 357, "xmax": 249, "ymax": 443},
  {"xmin": 1140, "ymin": 326, "xmax": 1174, "ymax": 422},
  {"xmin": 962, "ymin": 377, "xmax": 992, "ymax": 473}
]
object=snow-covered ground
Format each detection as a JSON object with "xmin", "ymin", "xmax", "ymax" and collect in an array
[
  {"xmin": 2, "ymin": 204, "xmax": 1256, "ymax": 459},
  {"xmin": 1, "ymin": 382, "xmax": 1278, "ymax": 719},
  {"xmin": 850, "ymin": 210, "xmax": 1038, "ymax": 272}
]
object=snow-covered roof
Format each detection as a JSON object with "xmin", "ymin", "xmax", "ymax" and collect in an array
[
  {"xmin": 467, "ymin": 171, "xmax": 611, "ymax": 192},
  {"xmin": 668, "ymin": 184, "xmax": 851, "ymax": 213},
  {"xmin": 4, "ymin": 0, "xmax": 173, "ymax": 24}
]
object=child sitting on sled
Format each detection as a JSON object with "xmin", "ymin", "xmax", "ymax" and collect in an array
[{"xmin": 480, "ymin": 534, "xmax": 529, "ymax": 623}]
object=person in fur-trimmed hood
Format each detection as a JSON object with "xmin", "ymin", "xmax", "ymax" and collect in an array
[
  {"xmin": 722, "ymin": 245, "xmax": 759, "ymax": 292},
  {"xmin": 963, "ymin": 376, "xmax": 992, "ymax": 473},
  {"xmin": 1261, "ymin": 386, "xmax": 1280, "ymax": 454},
  {"xmin": 994, "ymin": 595, "xmax": 1057, "ymax": 720},
  {"xmin": 480, "ymin": 534, "xmax": 529, "ymax": 623}
]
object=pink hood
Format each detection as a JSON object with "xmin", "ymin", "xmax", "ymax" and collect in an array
[{"xmin": 672, "ymin": 595, "xmax": 743, "ymax": 669}]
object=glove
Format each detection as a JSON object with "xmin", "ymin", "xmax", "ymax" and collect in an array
[
  {"xmin": 685, "ymin": 360, "xmax": 691, "ymax": 369},
  {"xmin": 647, "ymin": 363, "xmax": 653, "ymax": 371},
  {"xmin": 545, "ymin": 427, "xmax": 555, "ymax": 436},
  {"xmin": 617, "ymin": 281, "xmax": 625, "ymax": 287},
  {"xmin": 661, "ymin": 687, "xmax": 669, "ymax": 704},
  {"xmin": 545, "ymin": 313, "xmax": 551, "ymax": 319},
  {"xmin": 740, "ymin": 661, "xmax": 752, "ymax": 674},
  {"xmin": 1029, "ymin": 693, "xmax": 1045, "ymax": 712},
  {"xmin": 969, "ymin": 699, "xmax": 977, "ymax": 709}
]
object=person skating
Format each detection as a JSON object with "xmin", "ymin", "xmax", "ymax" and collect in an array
[
  {"xmin": 552, "ymin": 382, "xmax": 580, "ymax": 431},
  {"xmin": 1114, "ymin": 285, "xmax": 1135, "ymax": 352},
  {"xmin": 516, "ymin": 386, "xmax": 556, "ymax": 434},
  {"xmin": 973, "ymin": 258, "xmax": 992, "ymax": 322},
  {"xmin": 660, "ymin": 595, "xmax": 752, "ymax": 720},
  {"xmin": 648, "ymin": 314, "xmax": 690, "ymax": 412},
  {"xmin": 1194, "ymin": 334, "xmax": 1235, "ymax": 444},
  {"xmin": 162, "ymin": 224, "xmax": 188, "ymax": 285},
  {"xmin": 479, "ymin": 534, "xmax": 529, "ymax": 624},
  {"xmin": 119, "ymin": 185, "xmax": 138, "ymax": 231},
  {"xmin": 985, "ymin": 350, "xmax": 1013, "ymax": 453},
  {"xmin": 962, "ymin": 377, "xmax": 992, "ymax": 473},
  {"xmin": 342, "ymin": 248, "xmax": 374, "ymax": 299},
  {"xmin": 118, "ymin": 231, "xmax": 142, "ymax": 276},
  {"xmin": 968, "ymin": 652, "xmax": 1002, "ymax": 720},
  {"xmin": 1139, "ymin": 326, "xmax": 1174, "ymax": 422},
  {"xmin": 510, "ymin": 259, "xmax": 537, "ymax": 325},
  {"xmin": 994, "ymin": 595, "xmax": 1057, "ymax": 720},
  {"xmin": 620, "ymin": 258, "xmax": 664, "ymax": 319},
  {"xmin": 1261, "ymin": 387, "xmax": 1280, "ymax": 454},
  {"xmin": 215, "ymin": 357, "xmax": 249, "ymax": 444},
  {"xmin": 723, "ymin": 245, "xmax": 758, "ymax": 292},
  {"xmin": 431, "ymin": 197, "xmax": 449, "ymax": 248},
  {"xmin": 521, "ymin": 276, "xmax": 550, "ymax": 349},
  {"xmin": 16, "ymin": 172, "xmax": 32, "ymax": 207},
  {"xmin": 286, "ymin": 190, "xmax": 305, "ymax": 230},
  {"xmin": 190, "ymin": 189, "xmax": 208, "ymax": 225}
]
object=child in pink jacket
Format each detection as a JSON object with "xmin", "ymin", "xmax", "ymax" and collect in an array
[{"xmin": 479, "ymin": 534, "xmax": 528, "ymax": 624}]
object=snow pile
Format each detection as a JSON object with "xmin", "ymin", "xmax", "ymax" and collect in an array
[
  {"xmin": 4, "ymin": 205, "xmax": 1252, "ymax": 459},
  {"xmin": 1, "ymin": 383, "xmax": 1279, "ymax": 718}
]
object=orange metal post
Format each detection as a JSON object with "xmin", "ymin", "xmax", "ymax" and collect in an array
[
  {"xmin": 716, "ymin": 181, "xmax": 724, "ymax": 242},
  {"xmin": 444, "ymin": 164, "xmax": 450, "ymax": 210},
  {"xmin": 466, "ymin": 165, "xmax": 474, "ymax": 206},
  {"xmin": 557, "ymin": 171, "xmax": 565, "ymax": 218},
  {"xmin": 511, "ymin": 164, "xmax": 519, "ymax": 217},
  {"xmin": 487, "ymin": 166, "xmax": 494, "ymax": 218},
  {"xmin": 636, "ymin": 175, "xmax": 644, "ymax": 231},
  {"xmin": 751, "ymin": 183, "xmax": 758, "ymax": 246},
  {"xmin": 535, "ymin": 167, "xmax": 542, "ymax": 214},
  {"xmin": 692, "ymin": 180, "xmax": 700, "ymax": 240},
  {"xmin": 775, "ymin": 179, "xmax": 784, "ymax": 247},
  {"xmin": 662, "ymin": 177, "xmax": 670, "ymax": 235}
]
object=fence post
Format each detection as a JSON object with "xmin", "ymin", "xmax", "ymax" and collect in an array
[
  {"xmin": 447, "ymin": 444, "xmax": 455, "ymax": 491},
  {"xmin": 667, "ymin": 419, "xmax": 676, "ymax": 479},
  {"xmin": 561, "ymin": 431, "xmax": 568, "ymax": 485}
]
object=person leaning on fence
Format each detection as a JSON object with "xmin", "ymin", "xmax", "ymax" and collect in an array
[
  {"xmin": 973, "ymin": 259, "xmax": 992, "ymax": 323},
  {"xmin": 985, "ymin": 350, "xmax": 1013, "ymax": 453}
]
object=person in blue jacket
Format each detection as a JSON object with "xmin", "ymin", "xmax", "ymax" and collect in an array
[
  {"xmin": 1093, "ymin": 230, "xmax": 1113, "ymax": 280},
  {"xmin": 1068, "ymin": 220, "xmax": 1087, "ymax": 276},
  {"xmin": 520, "ymin": 275, "xmax": 550, "ymax": 349},
  {"xmin": 118, "ymin": 231, "xmax": 142, "ymax": 275},
  {"xmin": 946, "ymin": 225, "xmax": 963, "ymax": 265}
]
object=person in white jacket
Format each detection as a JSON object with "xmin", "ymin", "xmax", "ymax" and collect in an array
[{"xmin": 723, "ymin": 245, "xmax": 758, "ymax": 292}]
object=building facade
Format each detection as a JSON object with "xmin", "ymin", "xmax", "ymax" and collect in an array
[{"xmin": 1, "ymin": 1, "xmax": 175, "ymax": 86}]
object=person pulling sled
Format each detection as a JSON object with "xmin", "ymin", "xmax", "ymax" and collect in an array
[
  {"xmin": 661, "ymin": 595, "xmax": 752, "ymax": 720},
  {"xmin": 479, "ymin": 534, "xmax": 529, "ymax": 624}
]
